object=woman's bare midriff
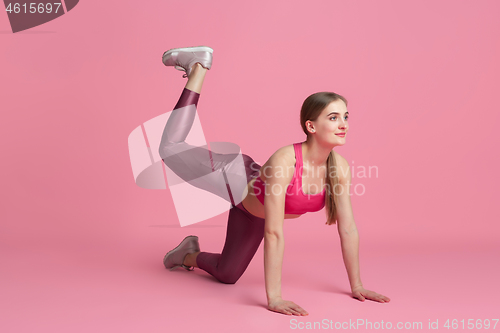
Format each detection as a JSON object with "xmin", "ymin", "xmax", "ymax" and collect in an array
[{"xmin": 240, "ymin": 177, "xmax": 302, "ymax": 220}]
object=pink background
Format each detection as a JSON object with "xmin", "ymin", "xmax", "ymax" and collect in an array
[{"xmin": 1, "ymin": 0, "xmax": 499, "ymax": 332}]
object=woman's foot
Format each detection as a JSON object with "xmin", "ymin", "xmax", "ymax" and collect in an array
[
  {"xmin": 185, "ymin": 63, "xmax": 208, "ymax": 93},
  {"xmin": 162, "ymin": 46, "xmax": 213, "ymax": 78},
  {"xmin": 182, "ymin": 251, "xmax": 201, "ymax": 267},
  {"xmin": 163, "ymin": 235, "xmax": 200, "ymax": 271}
]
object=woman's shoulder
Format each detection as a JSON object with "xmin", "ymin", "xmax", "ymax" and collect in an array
[
  {"xmin": 258, "ymin": 144, "xmax": 296, "ymax": 181},
  {"xmin": 269, "ymin": 143, "xmax": 296, "ymax": 166}
]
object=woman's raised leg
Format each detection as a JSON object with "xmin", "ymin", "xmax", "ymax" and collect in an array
[
  {"xmin": 158, "ymin": 61, "xmax": 238, "ymax": 204},
  {"xmin": 160, "ymin": 63, "xmax": 207, "ymax": 144},
  {"xmin": 161, "ymin": 48, "xmax": 265, "ymax": 281},
  {"xmin": 159, "ymin": 59, "xmax": 260, "ymax": 207}
]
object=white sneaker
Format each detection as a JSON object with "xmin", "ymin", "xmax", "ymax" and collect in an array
[{"xmin": 162, "ymin": 46, "xmax": 213, "ymax": 78}]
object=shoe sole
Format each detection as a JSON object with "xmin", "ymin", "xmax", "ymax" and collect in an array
[
  {"xmin": 162, "ymin": 46, "xmax": 214, "ymax": 61},
  {"xmin": 163, "ymin": 235, "xmax": 199, "ymax": 268}
]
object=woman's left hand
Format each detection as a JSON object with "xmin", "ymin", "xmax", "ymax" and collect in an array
[{"xmin": 351, "ymin": 286, "xmax": 390, "ymax": 303}]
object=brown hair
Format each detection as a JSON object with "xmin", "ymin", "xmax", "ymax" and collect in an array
[{"xmin": 300, "ymin": 92, "xmax": 348, "ymax": 225}]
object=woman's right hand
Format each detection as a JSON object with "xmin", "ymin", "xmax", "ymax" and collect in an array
[{"xmin": 268, "ymin": 297, "xmax": 309, "ymax": 316}]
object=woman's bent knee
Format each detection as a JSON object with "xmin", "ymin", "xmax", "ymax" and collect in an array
[
  {"xmin": 218, "ymin": 275, "xmax": 240, "ymax": 285},
  {"xmin": 158, "ymin": 141, "xmax": 185, "ymax": 160},
  {"xmin": 217, "ymin": 270, "xmax": 244, "ymax": 284}
]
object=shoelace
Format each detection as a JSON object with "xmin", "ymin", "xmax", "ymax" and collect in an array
[
  {"xmin": 182, "ymin": 64, "xmax": 193, "ymax": 78},
  {"xmin": 174, "ymin": 64, "xmax": 189, "ymax": 78}
]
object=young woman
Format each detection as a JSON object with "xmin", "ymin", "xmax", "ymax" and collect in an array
[{"xmin": 159, "ymin": 46, "xmax": 390, "ymax": 316}]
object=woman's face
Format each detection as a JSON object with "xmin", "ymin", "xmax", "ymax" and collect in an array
[{"xmin": 308, "ymin": 100, "xmax": 349, "ymax": 145}]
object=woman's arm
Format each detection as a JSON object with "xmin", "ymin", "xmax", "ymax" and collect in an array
[
  {"xmin": 334, "ymin": 155, "xmax": 362, "ymax": 289},
  {"xmin": 263, "ymin": 151, "xmax": 289, "ymax": 302},
  {"xmin": 264, "ymin": 232, "xmax": 284, "ymax": 301},
  {"xmin": 339, "ymin": 229, "xmax": 362, "ymax": 289},
  {"xmin": 263, "ymin": 148, "xmax": 309, "ymax": 315},
  {"xmin": 335, "ymin": 154, "xmax": 390, "ymax": 303}
]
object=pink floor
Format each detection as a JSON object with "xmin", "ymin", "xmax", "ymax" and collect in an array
[{"xmin": 2, "ymin": 221, "xmax": 499, "ymax": 332}]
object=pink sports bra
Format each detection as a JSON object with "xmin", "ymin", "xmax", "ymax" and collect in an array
[{"xmin": 252, "ymin": 142, "xmax": 326, "ymax": 215}]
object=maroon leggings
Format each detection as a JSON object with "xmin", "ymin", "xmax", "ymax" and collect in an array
[{"xmin": 159, "ymin": 88, "xmax": 265, "ymax": 284}]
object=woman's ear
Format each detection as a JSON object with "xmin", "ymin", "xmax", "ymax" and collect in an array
[{"xmin": 306, "ymin": 120, "xmax": 315, "ymax": 134}]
